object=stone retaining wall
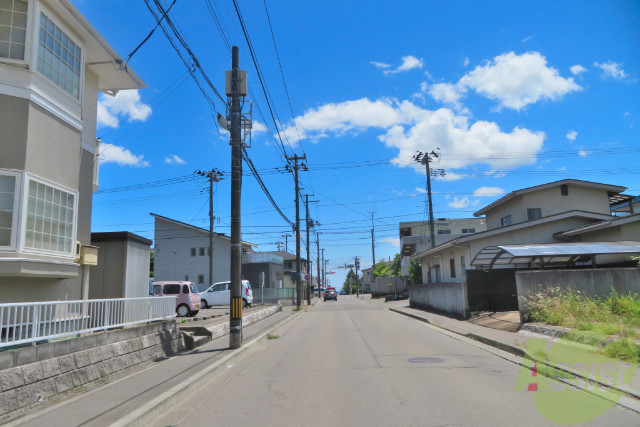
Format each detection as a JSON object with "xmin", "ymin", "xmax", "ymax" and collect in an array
[{"xmin": 0, "ymin": 320, "xmax": 182, "ymax": 421}]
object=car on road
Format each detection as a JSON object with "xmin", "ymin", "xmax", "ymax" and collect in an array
[
  {"xmin": 152, "ymin": 281, "xmax": 200, "ymax": 317},
  {"xmin": 200, "ymin": 280, "xmax": 253, "ymax": 309},
  {"xmin": 339, "ymin": 290, "xmax": 346, "ymax": 295},
  {"xmin": 324, "ymin": 289, "xmax": 337, "ymax": 301}
]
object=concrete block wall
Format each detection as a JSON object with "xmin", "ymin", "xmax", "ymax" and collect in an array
[
  {"xmin": 0, "ymin": 320, "xmax": 183, "ymax": 421},
  {"xmin": 373, "ymin": 276, "xmax": 406, "ymax": 296},
  {"xmin": 409, "ymin": 282, "xmax": 469, "ymax": 319}
]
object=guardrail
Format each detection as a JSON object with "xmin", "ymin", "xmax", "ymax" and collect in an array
[{"xmin": 0, "ymin": 297, "xmax": 176, "ymax": 348}]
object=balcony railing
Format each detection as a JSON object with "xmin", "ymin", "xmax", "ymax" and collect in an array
[{"xmin": 0, "ymin": 297, "xmax": 176, "ymax": 349}]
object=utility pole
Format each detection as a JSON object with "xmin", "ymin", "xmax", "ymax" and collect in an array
[
  {"xmin": 304, "ymin": 194, "xmax": 314, "ymax": 305},
  {"xmin": 196, "ymin": 169, "xmax": 223, "ymax": 290},
  {"xmin": 413, "ymin": 150, "xmax": 445, "ymax": 249},
  {"xmin": 282, "ymin": 234, "xmax": 291, "ymax": 252},
  {"xmin": 286, "ymin": 154, "xmax": 306, "ymax": 308},
  {"xmin": 317, "ymin": 235, "xmax": 321, "ymax": 289},
  {"xmin": 355, "ymin": 257, "xmax": 360, "ymax": 297},
  {"xmin": 370, "ymin": 212, "xmax": 375, "ymax": 293},
  {"xmin": 228, "ymin": 46, "xmax": 247, "ymax": 349}
]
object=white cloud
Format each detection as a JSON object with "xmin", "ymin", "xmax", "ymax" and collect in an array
[
  {"xmin": 378, "ymin": 55, "xmax": 424, "ymax": 76},
  {"xmin": 448, "ymin": 197, "xmax": 470, "ymax": 209},
  {"xmin": 594, "ymin": 61, "xmax": 628, "ymax": 79},
  {"xmin": 282, "ymin": 98, "xmax": 546, "ymax": 173},
  {"xmin": 371, "ymin": 61, "xmax": 391, "ymax": 69},
  {"xmin": 165, "ymin": 154, "xmax": 186, "ymax": 165},
  {"xmin": 427, "ymin": 52, "xmax": 580, "ymax": 111},
  {"xmin": 566, "ymin": 130, "xmax": 577, "ymax": 142},
  {"xmin": 570, "ymin": 64, "xmax": 587, "ymax": 75},
  {"xmin": 522, "ymin": 36, "xmax": 532, "ymax": 42},
  {"xmin": 97, "ymin": 90, "xmax": 152, "ymax": 129},
  {"xmin": 99, "ymin": 143, "xmax": 149, "ymax": 167},
  {"xmin": 427, "ymin": 82, "xmax": 468, "ymax": 113},
  {"xmin": 462, "ymin": 57, "xmax": 470, "ymax": 67},
  {"xmin": 473, "ymin": 187, "xmax": 505, "ymax": 197},
  {"xmin": 381, "ymin": 237, "xmax": 400, "ymax": 248},
  {"xmin": 252, "ymin": 121, "xmax": 268, "ymax": 133},
  {"xmin": 578, "ymin": 150, "xmax": 591, "ymax": 157},
  {"xmin": 458, "ymin": 52, "xmax": 581, "ymax": 110}
]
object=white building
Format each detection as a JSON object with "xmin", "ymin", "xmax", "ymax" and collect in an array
[{"xmin": 0, "ymin": 0, "xmax": 145, "ymax": 302}]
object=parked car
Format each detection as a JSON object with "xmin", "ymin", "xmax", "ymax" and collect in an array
[
  {"xmin": 152, "ymin": 281, "xmax": 201, "ymax": 317},
  {"xmin": 339, "ymin": 290, "xmax": 346, "ymax": 295},
  {"xmin": 324, "ymin": 289, "xmax": 337, "ymax": 301},
  {"xmin": 200, "ymin": 280, "xmax": 253, "ymax": 309}
]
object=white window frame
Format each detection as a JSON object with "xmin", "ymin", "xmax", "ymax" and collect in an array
[
  {"xmin": 0, "ymin": 0, "xmax": 32, "ymax": 64},
  {"xmin": 19, "ymin": 173, "xmax": 77, "ymax": 258},
  {"xmin": 30, "ymin": 2, "xmax": 84, "ymax": 103},
  {"xmin": 0, "ymin": 169, "xmax": 23, "ymax": 251}
]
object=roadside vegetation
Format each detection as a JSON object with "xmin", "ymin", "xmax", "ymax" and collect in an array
[{"xmin": 526, "ymin": 288, "xmax": 640, "ymax": 362}]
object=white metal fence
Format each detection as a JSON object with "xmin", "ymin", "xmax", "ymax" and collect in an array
[{"xmin": 0, "ymin": 297, "xmax": 176, "ymax": 348}]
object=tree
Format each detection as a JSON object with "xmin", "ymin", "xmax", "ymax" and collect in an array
[
  {"xmin": 149, "ymin": 250, "xmax": 155, "ymax": 278},
  {"xmin": 408, "ymin": 259, "xmax": 423, "ymax": 284},
  {"xmin": 373, "ymin": 261, "xmax": 390, "ymax": 278},
  {"xmin": 342, "ymin": 268, "xmax": 361, "ymax": 294},
  {"xmin": 390, "ymin": 253, "xmax": 402, "ymax": 276}
]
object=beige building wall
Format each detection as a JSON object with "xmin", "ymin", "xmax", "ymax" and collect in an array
[
  {"xmin": 0, "ymin": 95, "xmax": 29, "ymax": 170},
  {"xmin": 485, "ymin": 184, "xmax": 613, "ymax": 229}
]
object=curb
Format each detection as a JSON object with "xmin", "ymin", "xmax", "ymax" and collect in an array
[
  {"xmin": 388, "ymin": 307, "xmax": 640, "ymax": 408},
  {"xmin": 111, "ymin": 308, "xmax": 303, "ymax": 427}
]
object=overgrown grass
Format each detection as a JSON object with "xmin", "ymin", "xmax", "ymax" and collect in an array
[
  {"xmin": 525, "ymin": 288, "xmax": 640, "ymax": 362},
  {"xmin": 266, "ymin": 334, "xmax": 280, "ymax": 340}
]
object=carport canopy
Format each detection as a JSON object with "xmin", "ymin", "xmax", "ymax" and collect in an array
[{"xmin": 471, "ymin": 241, "xmax": 640, "ymax": 268}]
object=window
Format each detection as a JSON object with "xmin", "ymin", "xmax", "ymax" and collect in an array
[
  {"xmin": 163, "ymin": 284, "xmax": 180, "ymax": 295},
  {"xmin": 24, "ymin": 178, "xmax": 75, "ymax": 255},
  {"xmin": 190, "ymin": 248, "xmax": 196, "ymax": 257},
  {"xmin": 0, "ymin": 172, "xmax": 18, "ymax": 247},
  {"xmin": 199, "ymin": 247, "xmax": 205, "ymax": 256},
  {"xmin": 461, "ymin": 228, "xmax": 475, "ymax": 234},
  {"xmin": 501, "ymin": 215, "xmax": 512, "ymax": 227},
  {"xmin": 153, "ymin": 285, "xmax": 162, "ymax": 295},
  {"xmin": 437, "ymin": 229, "xmax": 451, "ymax": 235},
  {"xmin": 0, "ymin": 0, "xmax": 27, "ymax": 60},
  {"xmin": 207, "ymin": 247, "xmax": 211, "ymax": 256},
  {"xmin": 211, "ymin": 283, "xmax": 227, "ymax": 292},
  {"xmin": 182, "ymin": 284, "xmax": 189, "ymax": 294},
  {"xmin": 450, "ymin": 258, "xmax": 456, "ymax": 278},
  {"xmin": 561, "ymin": 184, "xmax": 568, "ymax": 196},
  {"xmin": 198, "ymin": 274, "xmax": 204, "ymax": 284},
  {"xmin": 460, "ymin": 256, "xmax": 466, "ymax": 276},
  {"xmin": 527, "ymin": 208, "xmax": 542, "ymax": 221},
  {"xmin": 37, "ymin": 13, "xmax": 81, "ymax": 99}
]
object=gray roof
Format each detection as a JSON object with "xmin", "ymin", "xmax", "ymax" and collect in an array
[{"xmin": 471, "ymin": 241, "xmax": 640, "ymax": 267}]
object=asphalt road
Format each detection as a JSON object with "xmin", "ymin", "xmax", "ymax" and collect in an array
[{"xmin": 156, "ymin": 296, "xmax": 640, "ymax": 426}]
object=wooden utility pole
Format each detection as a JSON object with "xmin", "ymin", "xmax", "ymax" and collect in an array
[{"xmin": 286, "ymin": 154, "xmax": 306, "ymax": 308}]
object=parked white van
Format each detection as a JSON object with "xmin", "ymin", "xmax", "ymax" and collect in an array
[{"xmin": 199, "ymin": 280, "xmax": 253, "ymax": 309}]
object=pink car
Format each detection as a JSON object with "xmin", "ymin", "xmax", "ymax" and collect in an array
[{"xmin": 152, "ymin": 281, "xmax": 201, "ymax": 317}]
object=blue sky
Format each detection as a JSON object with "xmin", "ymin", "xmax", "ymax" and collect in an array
[{"xmin": 75, "ymin": 0, "xmax": 640, "ymax": 287}]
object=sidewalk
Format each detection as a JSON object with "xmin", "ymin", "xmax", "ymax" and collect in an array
[
  {"xmin": 367, "ymin": 298, "xmax": 640, "ymax": 401},
  {"xmin": 6, "ymin": 305, "xmax": 301, "ymax": 427}
]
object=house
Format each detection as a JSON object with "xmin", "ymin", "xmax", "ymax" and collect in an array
[
  {"xmin": 409, "ymin": 179, "xmax": 640, "ymax": 318},
  {"xmin": 263, "ymin": 251, "xmax": 308, "ymax": 289},
  {"xmin": 0, "ymin": 0, "xmax": 145, "ymax": 303},
  {"xmin": 151, "ymin": 213, "xmax": 257, "ymax": 291},
  {"xmin": 399, "ymin": 218, "xmax": 486, "ymax": 277},
  {"xmin": 242, "ymin": 252, "xmax": 284, "ymax": 289}
]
